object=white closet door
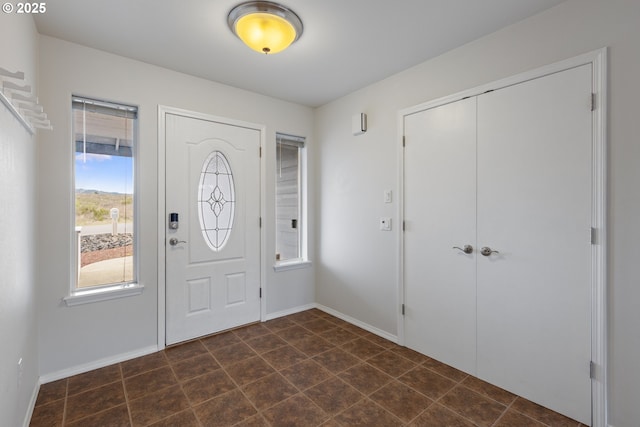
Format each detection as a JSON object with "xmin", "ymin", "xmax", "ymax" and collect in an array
[
  {"xmin": 476, "ymin": 64, "xmax": 592, "ymax": 424},
  {"xmin": 404, "ymin": 98, "xmax": 477, "ymax": 374}
]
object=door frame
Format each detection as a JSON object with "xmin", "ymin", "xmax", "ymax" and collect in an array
[
  {"xmin": 157, "ymin": 105, "xmax": 266, "ymax": 350},
  {"xmin": 397, "ymin": 48, "xmax": 607, "ymax": 427}
]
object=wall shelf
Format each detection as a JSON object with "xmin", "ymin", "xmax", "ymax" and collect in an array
[{"xmin": 0, "ymin": 67, "xmax": 51, "ymax": 134}]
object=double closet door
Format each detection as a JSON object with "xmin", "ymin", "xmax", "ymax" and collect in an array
[{"xmin": 404, "ymin": 64, "xmax": 592, "ymax": 424}]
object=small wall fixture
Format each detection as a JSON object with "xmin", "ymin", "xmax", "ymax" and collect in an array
[
  {"xmin": 352, "ymin": 113, "xmax": 367, "ymax": 136},
  {"xmin": 228, "ymin": 1, "xmax": 303, "ymax": 54}
]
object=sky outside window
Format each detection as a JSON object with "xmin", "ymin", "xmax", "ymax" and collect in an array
[{"xmin": 75, "ymin": 153, "xmax": 133, "ymax": 194}]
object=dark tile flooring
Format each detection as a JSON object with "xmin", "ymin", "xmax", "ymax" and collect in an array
[{"xmin": 30, "ymin": 309, "xmax": 586, "ymax": 426}]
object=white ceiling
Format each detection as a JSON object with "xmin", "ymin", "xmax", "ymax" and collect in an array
[{"xmin": 34, "ymin": 0, "xmax": 566, "ymax": 107}]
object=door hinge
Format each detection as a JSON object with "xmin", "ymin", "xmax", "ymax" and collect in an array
[
  {"xmin": 402, "ymin": 221, "xmax": 406, "ymax": 232},
  {"xmin": 590, "ymin": 227, "xmax": 596, "ymax": 245},
  {"xmin": 402, "ymin": 136, "xmax": 406, "ymax": 147},
  {"xmin": 401, "ymin": 304, "xmax": 405, "ymax": 315},
  {"xmin": 259, "ymin": 288, "xmax": 262, "ymax": 298},
  {"xmin": 259, "ymin": 146, "xmax": 262, "ymax": 157},
  {"xmin": 259, "ymin": 217, "xmax": 262, "ymax": 228},
  {"xmin": 590, "ymin": 361, "xmax": 596, "ymax": 379},
  {"xmin": 591, "ymin": 93, "xmax": 596, "ymax": 111}
]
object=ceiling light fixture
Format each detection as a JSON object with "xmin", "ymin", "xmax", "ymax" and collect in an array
[{"xmin": 228, "ymin": 1, "xmax": 303, "ymax": 55}]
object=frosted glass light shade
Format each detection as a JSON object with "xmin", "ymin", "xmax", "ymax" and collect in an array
[
  {"xmin": 228, "ymin": 2, "xmax": 303, "ymax": 55},
  {"xmin": 235, "ymin": 13, "xmax": 295, "ymax": 54}
]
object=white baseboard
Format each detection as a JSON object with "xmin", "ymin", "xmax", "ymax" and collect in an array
[
  {"xmin": 39, "ymin": 345, "xmax": 158, "ymax": 384},
  {"xmin": 38, "ymin": 303, "xmax": 393, "ymax": 385},
  {"xmin": 22, "ymin": 379, "xmax": 40, "ymax": 427},
  {"xmin": 263, "ymin": 303, "xmax": 316, "ymax": 321},
  {"xmin": 314, "ymin": 303, "xmax": 398, "ymax": 344}
]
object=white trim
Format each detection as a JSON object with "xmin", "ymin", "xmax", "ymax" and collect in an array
[
  {"xmin": 315, "ymin": 304, "xmax": 398, "ymax": 344},
  {"xmin": 396, "ymin": 106, "xmax": 405, "ymax": 346},
  {"xmin": 263, "ymin": 303, "xmax": 316, "ymax": 321},
  {"xmin": 397, "ymin": 48, "xmax": 607, "ymax": 427},
  {"xmin": 63, "ymin": 283, "xmax": 144, "ymax": 306},
  {"xmin": 260, "ymin": 127, "xmax": 267, "ymax": 323},
  {"xmin": 22, "ymin": 380, "xmax": 39, "ymax": 427},
  {"xmin": 273, "ymin": 260, "xmax": 312, "ymax": 272},
  {"xmin": 39, "ymin": 345, "xmax": 158, "ymax": 384},
  {"xmin": 157, "ymin": 105, "xmax": 265, "ymax": 350},
  {"xmin": 399, "ymin": 49, "xmax": 606, "ymax": 117},
  {"xmin": 157, "ymin": 106, "xmax": 167, "ymax": 350},
  {"xmin": 590, "ymin": 48, "xmax": 608, "ymax": 427}
]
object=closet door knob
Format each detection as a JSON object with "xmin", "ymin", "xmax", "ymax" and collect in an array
[
  {"xmin": 480, "ymin": 246, "xmax": 499, "ymax": 256},
  {"xmin": 453, "ymin": 245, "xmax": 473, "ymax": 254}
]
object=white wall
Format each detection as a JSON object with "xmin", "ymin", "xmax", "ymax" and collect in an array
[
  {"xmin": 0, "ymin": 13, "xmax": 39, "ymax": 426},
  {"xmin": 314, "ymin": 1, "xmax": 640, "ymax": 426},
  {"xmin": 36, "ymin": 36, "xmax": 315, "ymax": 377}
]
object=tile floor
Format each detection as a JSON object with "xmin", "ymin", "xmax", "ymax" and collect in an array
[{"xmin": 30, "ymin": 309, "xmax": 586, "ymax": 426}]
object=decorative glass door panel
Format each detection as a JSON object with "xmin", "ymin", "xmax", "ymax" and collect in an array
[{"xmin": 198, "ymin": 151, "xmax": 236, "ymax": 252}]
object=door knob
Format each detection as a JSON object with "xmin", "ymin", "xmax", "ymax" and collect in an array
[
  {"xmin": 480, "ymin": 246, "xmax": 499, "ymax": 256},
  {"xmin": 169, "ymin": 237, "xmax": 187, "ymax": 246},
  {"xmin": 453, "ymin": 245, "xmax": 473, "ymax": 254}
]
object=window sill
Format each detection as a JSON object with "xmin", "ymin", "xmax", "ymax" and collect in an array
[
  {"xmin": 273, "ymin": 260, "xmax": 312, "ymax": 272},
  {"xmin": 63, "ymin": 283, "xmax": 144, "ymax": 307}
]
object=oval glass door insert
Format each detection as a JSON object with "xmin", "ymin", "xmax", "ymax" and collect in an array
[{"xmin": 198, "ymin": 151, "xmax": 236, "ymax": 251}]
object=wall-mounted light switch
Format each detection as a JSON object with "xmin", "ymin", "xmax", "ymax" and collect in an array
[
  {"xmin": 384, "ymin": 190, "xmax": 392, "ymax": 203},
  {"xmin": 380, "ymin": 217, "xmax": 392, "ymax": 231}
]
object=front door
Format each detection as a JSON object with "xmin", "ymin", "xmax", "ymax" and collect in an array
[{"xmin": 165, "ymin": 112, "xmax": 261, "ymax": 345}]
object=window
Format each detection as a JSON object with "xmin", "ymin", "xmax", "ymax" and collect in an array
[
  {"xmin": 68, "ymin": 96, "xmax": 141, "ymax": 302},
  {"xmin": 275, "ymin": 133, "xmax": 308, "ymax": 269}
]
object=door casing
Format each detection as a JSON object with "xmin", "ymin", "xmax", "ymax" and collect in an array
[
  {"xmin": 397, "ymin": 48, "xmax": 607, "ymax": 427},
  {"xmin": 158, "ymin": 106, "xmax": 267, "ymax": 349}
]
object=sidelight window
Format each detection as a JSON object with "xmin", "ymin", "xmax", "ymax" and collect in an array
[
  {"xmin": 275, "ymin": 133, "xmax": 308, "ymax": 268},
  {"xmin": 69, "ymin": 96, "xmax": 139, "ymax": 301}
]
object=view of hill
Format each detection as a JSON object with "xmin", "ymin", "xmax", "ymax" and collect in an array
[
  {"xmin": 75, "ymin": 190, "xmax": 133, "ymax": 226},
  {"xmin": 76, "ymin": 188, "xmax": 127, "ymax": 195}
]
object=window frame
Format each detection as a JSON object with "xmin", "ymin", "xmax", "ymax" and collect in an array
[
  {"xmin": 273, "ymin": 133, "xmax": 310, "ymax": 271},
  {"xmin": 64, "ymin": 96, "xmax": 143, "ymax": 306}
]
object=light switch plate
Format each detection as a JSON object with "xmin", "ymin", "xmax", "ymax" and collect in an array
[{"xmin": 384, "ymin": 190, "xmax": 392, "ymax": 203}]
